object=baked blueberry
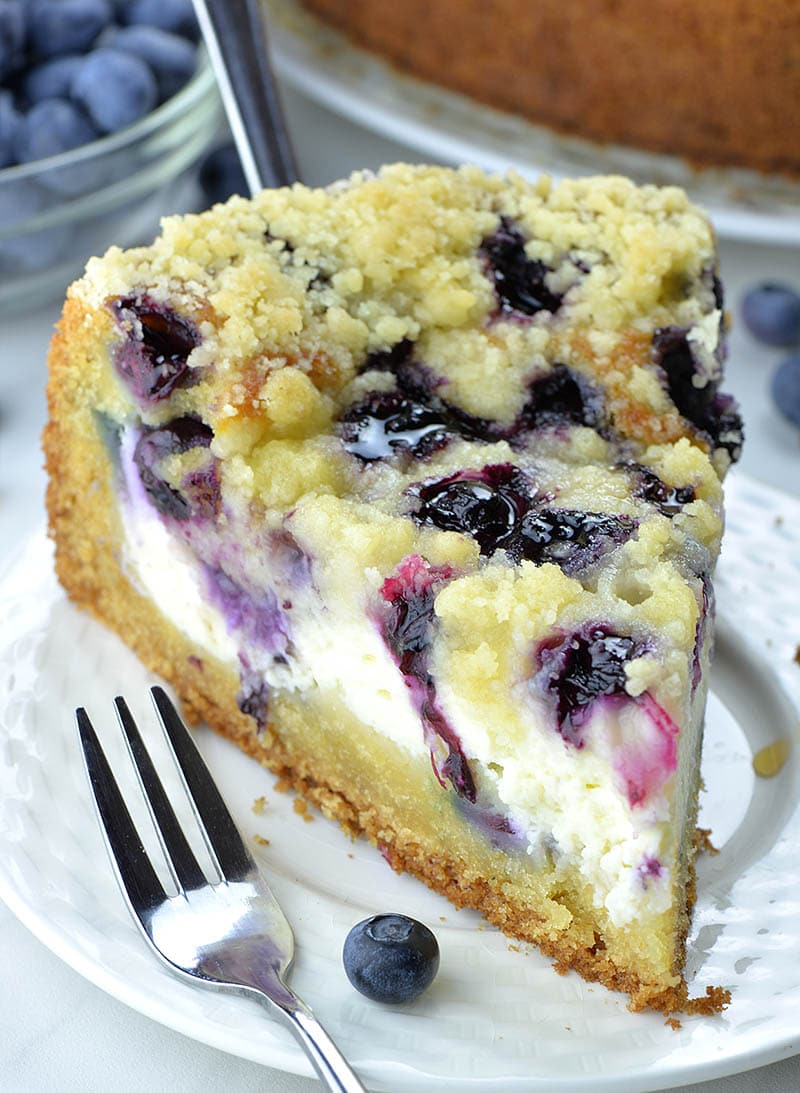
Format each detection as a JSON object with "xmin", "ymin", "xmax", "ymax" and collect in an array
[
  {"xmin": 516, "ymin": 508, "xmax": 633, "ymax": 571},
  {"xmin": 652, "ymin": 325, "xmax": 743, "ymax": 462},
  {"xmin": 360, "ymin": 339, "xmax": 415, "ymax": 377},
  {"xmin": 624, "ymin": 462, "xmax": 695, "ymax": 517},
  {"xmin": 343, "ymin": 914, "xmax": 440, "ymax": 1004},
  {"xmin": 536, "ymin": 627, "xmax": 644, "ymax": 746},
  {"xmin": 409, "ymin": 465, "xmax": 531, "ymax": 555},
  {"xmin": 133, "ymin": 415, "xmax": 216, "ymax": 520},
  {"xmin": 741, "ymin": 283, "xmax": 800, "ymax": 347},
  {"xmin": 339, "ymin": 389, "xmax": 453, "ymax": 462},
  {"xmin": 381, "ymin": 556, "xmax": 449, "ymax": 682},
  {"xmin": 479, "ymin": 216, "xmax": 563, "ymax": 316},
  {"xmin": 522, "ymin": 363, "xmax": 606, "ymax": 432},
  {"xmin": 112, "ymin": 296, "xmax": 201, "ymax": 401},
  {"xmin": 409, "ymin": 463, "xmax": 632, "ymax": 571}
]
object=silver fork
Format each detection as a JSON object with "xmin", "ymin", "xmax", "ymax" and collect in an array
[{"xmin": 76, "ymin": 685, "xmax": 366, "ymax": 1093}]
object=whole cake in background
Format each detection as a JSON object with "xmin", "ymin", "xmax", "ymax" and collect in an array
[
  {"xmin": 301, "ymin": 0, "xmax": 800, "ymax": 178},
  {"xmin": 45, "ymin": 164, "xmax": 740, "ymax": 1014}
]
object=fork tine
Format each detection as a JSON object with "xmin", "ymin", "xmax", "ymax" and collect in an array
[
  {"xmin": 114, "ymin": 697, "xmax": 208, "ymax": 894},
  {"xmin": 150, "ymin": 686, "xmax": 255, "ymax": 882},
  {"xmin": 76, "ymin": 707, "xmax": 167, "ymax": 916}
]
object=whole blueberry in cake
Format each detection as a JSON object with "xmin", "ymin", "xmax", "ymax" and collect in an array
[{"xmin": 44, "ymin": 165, "xmax": 735, "ymax": 1016}]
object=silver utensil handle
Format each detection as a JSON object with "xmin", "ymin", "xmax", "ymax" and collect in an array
[
  {"xmin": 191, "ymin": 0, "xmax": 298, "ymax": 194},
  {"xmin": 257, "ymin": 992, "xmax": 366, "ymax": 1093},
  {"xmin": 287, "ymin": 1007, "xmax": 367, "ymax": 1093}
]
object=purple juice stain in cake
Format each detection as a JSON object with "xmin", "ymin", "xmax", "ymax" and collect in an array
[
  {"xmin": 454, "ymin": 799, "xmax": 528, "ymax": 853},
  {"xmin": 380, "ymin": 555, "xmax": 476, "ymax": 802},
  {"xmin": 111, "ymin": 294, "xmax": 201, "ymax": 402},
  {"xmin": 180, "ymin": 461, "xmax": 221, "ymax": 520},
  {"xmin": 269, "ymin": 529, "xmax": 311, "ymax": 587},
  {"xmin": 202, "ymin": 569, "xmax": 292, "ymax": 733},
  {"xmin": 203, "ymin": 566, "xmax": 290, "ymax": 655},
  {"xmin": 617, "ymin": 692, "xmax": 679, "ymax": 807},
  {"xmin": 624, "ymin": 461, "xmax": 696, "ymax": 517},
  {"xmin": 652, "ymin": 325, "xmax": 743, "ymax": 463},
  {"xmin": 691, "ymin": 576, "xmax": 713, "ymax": 693},
  {"xmin": 637, "ymin": 855, "xmax": 664, "ymax": 889},
  {"xmin": 408, "ymin": 463, "xmax": 633, "ymax": 573},
  {"xmin": 479, "ymin": 216, "xmax": 564, "ymax": 318},
  {"xmin": 237, "ymin": 664, "xmax": 271, "ymax": 733},
  {"xmin": 133, "ymin": 415, "xmax": 218, "ymax": 521}
]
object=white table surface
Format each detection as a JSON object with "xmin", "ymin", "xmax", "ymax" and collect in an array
[{"xmin": 1, "ymin": 84, "xmax": 799, "ymax": 1093}]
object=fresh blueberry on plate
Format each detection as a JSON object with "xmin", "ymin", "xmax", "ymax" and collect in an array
[
  {"xmin": 343, "ymin": 914, "xmax": 440, "ymax": 1004},
  {"xmin": 771, "ymin": 354, "xmax": 800, "ymax": 428},
  {"xmin": 741, "ymin": 283, "xmax": 800, "ymax": 347}
]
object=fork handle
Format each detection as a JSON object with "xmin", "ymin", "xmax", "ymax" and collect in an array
[
  {"xmin": 281, "ymin": 1005, "xmax": 367, "ymax": 1093},
  {"xmin": 191, "ymin": 0, "xmax": 298, "ymax": 193},
  {"xmin": 259, "ymin": 993, "xmax": 366, "ymax": 1092}
]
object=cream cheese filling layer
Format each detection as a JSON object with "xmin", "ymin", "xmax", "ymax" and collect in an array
[
  {"xmin": 118, "ymin": 429, "xmax": 426, "ymax": 755},
  {"xmin": 118, "ymin": 429, "xmax": 678, "ymax": 926}
]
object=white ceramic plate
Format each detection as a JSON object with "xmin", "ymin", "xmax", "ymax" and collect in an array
[
  {"xmin": 268, "ymin": 0, "xmax": 800, "ymax": 247},
  {"xmin": 1, "ymin": 472, "xmax": 799, "ymax": 1092}
]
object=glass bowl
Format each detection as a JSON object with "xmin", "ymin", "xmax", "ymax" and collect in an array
[{"xmin": 0, "ymin": 51, "xmax": 222, "ymax": 315}]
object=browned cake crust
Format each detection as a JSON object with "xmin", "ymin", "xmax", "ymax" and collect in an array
[
  {"xmin": 302, "ymin": 0, "xmax": 800, "ymax": 178},
  {"xmin": 44, "ymin": 296, "xmax": 728, "ymax": 1015}
]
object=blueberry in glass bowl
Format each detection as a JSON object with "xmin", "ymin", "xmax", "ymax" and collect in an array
[{"xmin": 0, "ymin": 1, "xmax": 222, "ymax": 314}]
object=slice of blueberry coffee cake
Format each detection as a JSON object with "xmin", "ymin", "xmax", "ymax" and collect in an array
[{"xmin": 44, "ymin": 165, "xmax": 740, "ymax": 1014}]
